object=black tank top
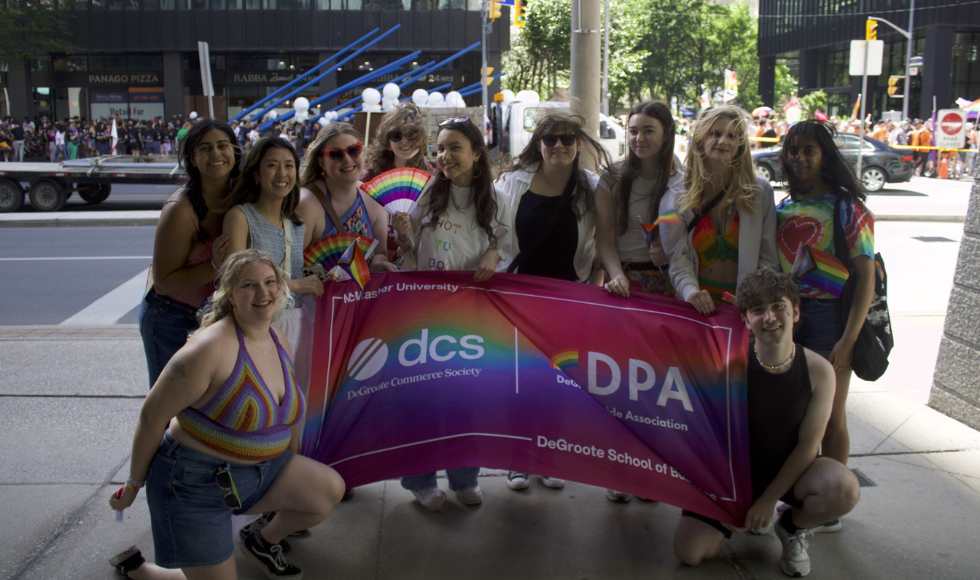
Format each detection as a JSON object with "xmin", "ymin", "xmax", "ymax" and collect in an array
[
  {"xmin": 747, "ymin": 343, "xmax": 812, "ymax": 501},
  {"xmin": 514, "ymin": 190, "xmax": 578, "ymax": 281}
]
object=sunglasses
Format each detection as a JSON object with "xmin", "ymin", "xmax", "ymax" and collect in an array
[
  {"xmin": 389, "ymin": 130, "xmax": 421, "ymax": 143},
  {"xmin": 439, "ymin": 116, "xmax": 471, "ymax": 126},
  {"xmin": 541, "ymin": 134, "xmax": 578, "ymax": 147},
  {"xmin": 322, "ymin": 142, "xmax": 363, "ymax": 162},
  {"xmin": 216, "ymin": 466, "xmax": 242, "ymax": 510}
]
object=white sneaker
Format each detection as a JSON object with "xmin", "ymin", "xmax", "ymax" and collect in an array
[
  {"xmin": 541, "ymin": 477, "xmax": 565, "ymax": 489},
  {"xmin": 606, "ymin": 489, "xmax": 633, "ymax": 503},
  {"xmin": 455, "ymin": 485, "xmax": 483, "ymax": 506},
  {"xmin": 775, "ymin": 514, "xmax": 811, "ymax": 577},
  {"xmin": 506, "ymin": 471, "xmax": 530, "ymax": 490},
  {"xmin": 411, "ymin": 487, "xmax": 446, "ymax": 511},
  {"xmin": 809, "ymin": 519, "xmax": 842, "ymax": 534}
]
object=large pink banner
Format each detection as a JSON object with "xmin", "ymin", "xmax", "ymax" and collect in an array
[{"xmin": 302, "ymin": 272, "xmax": 752, "ymax": 525}]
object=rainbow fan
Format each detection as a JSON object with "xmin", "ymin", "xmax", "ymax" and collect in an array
[
  {"xmin": 360, "ymin": 167, "xmax": 433, "ymax": 215},
  {"xmin": 304, "ymin": 232, "xmax": 378, "ymax": 274}
]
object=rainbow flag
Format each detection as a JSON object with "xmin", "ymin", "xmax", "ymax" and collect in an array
[
  {"xmin": 790, "ymin": 242, "xmax": 849, "ymax": 297},
  {"xmin": 360, "ymin": 167, "xmax": 432, "ymax": 215},
  {"xmin": 638, "ymin": 211, "xmax": 681, "ymax": 246},
  {"xmin": 550, "ymin": 350, "xmax": 578, "ymax": 372},
  {"xmin": 304, "ymin": 233, "xmax": 377, "ymax": 270},
  {"xmin": 338, "ymin": 242, "xmax": 371, "ymax": 292}
]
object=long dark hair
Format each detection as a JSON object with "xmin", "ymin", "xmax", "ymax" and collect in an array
[
  {"xmin": 423, "ymin": 119, "xmax": 498, "ymax": 249},
  {"xmin": 778, "ymin": 119, "xmax": 866, "ymax": 202},
  {"xmin": 614, "ymin": 101, "xmax": 677, "ymax": 235},
  {"xmin": 178, "ymin": 119, "xmax": 242, "ymax": 241},
  {"xmin": 501, "ymin": 113, "xmax": 611, "ymax": 218},
  {"xmin": 222, "ymin": 136, "xmax": 303, "ymax": 225}
]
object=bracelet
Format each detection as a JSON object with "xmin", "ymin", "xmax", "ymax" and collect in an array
[{"xmin": 125, "ymin": 476, "xmax": 146, "ymax": 491}]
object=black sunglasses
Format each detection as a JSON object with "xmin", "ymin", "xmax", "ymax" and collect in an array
[
  {"xmin": 216, "ymin": 467, "xmax": 242, "ymax": 510},
  {"xmin": 541, "ymin": 134, "xmax": 578, "ymax": 147},
  {"xmin": 323, "ymin": 142, "xmax": 363, "ymax": 162},
  {"xmin": 389, "ymin": 130, "xmax": 421, "ymax": 142},
  {"xmin": 439, "ymin": 116, "xmax": 471, "ymax": 126}
]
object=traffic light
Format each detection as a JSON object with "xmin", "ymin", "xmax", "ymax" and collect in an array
[
  {"xmin": 488, "ymin": 0, "xmax": 501, "ymax": 23},
  {"xmin": 514, "ymin": 0, "xmax": 527, "ymax": 27},
  {"xmin": 888, "ymin": 75, "xmax": 904, "ymax": 97},
  {"xmin": 484, "ymin": 66, "xmax": 495, "ymax": 86},
  {"xmin": 866, "ymin": 19, "xmax": 877, "ymax": 41}
]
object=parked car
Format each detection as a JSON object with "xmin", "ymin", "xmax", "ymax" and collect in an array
[{"xmin": 752, "ymin": 133, "xmax": 914, "ymax": 192}]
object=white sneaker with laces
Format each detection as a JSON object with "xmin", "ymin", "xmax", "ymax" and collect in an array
[
  {"xmin": 775, "ymin": 515, "xmax": 811, "ymax": 577},
  {"xmin": 541, "ymin": 476, "xmax": 565, "ymax": 489},
  {"xmin": 506, "ymin": 471, "xmax": 530, "ymax": 490},
  {"xmin": 411, "ymin": 486, "xmax": 447, "ymax": 511},
  {"xmin": 455, "ymin": 485, "xmax": 483, "ymax": 506},
  {"xmin": 606, "ymin": 489, "xmax": 633, "ymax": 503}
]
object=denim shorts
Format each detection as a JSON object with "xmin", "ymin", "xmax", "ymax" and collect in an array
[
  {"xmin": 146, "ymin": 432, "xmax": 294, "ymax": 569},
  {"xmin": 138, "ymin": 289, "xmax": 200, "ymax": 388},
  {"xmin": 796, "ymin": 298, "xmax": 843, "ymax": 355}
]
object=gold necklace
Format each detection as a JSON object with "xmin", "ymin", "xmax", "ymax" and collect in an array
[
  {"xmin": 243, "ymin": 332, "xmax": 271, "ymax": 355},
  {"xmin": 754, "ymin": 343, "xmax": 796, "ymax": 372}
]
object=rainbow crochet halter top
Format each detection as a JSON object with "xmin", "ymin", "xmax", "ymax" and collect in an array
[{"xmin": 176, "ymin": 322, "xmax": 306, "ymax": 462}]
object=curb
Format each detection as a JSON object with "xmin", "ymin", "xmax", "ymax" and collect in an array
[{"xmin": 875, "ymin": 215, "xmax": 966, "ymax": 223}]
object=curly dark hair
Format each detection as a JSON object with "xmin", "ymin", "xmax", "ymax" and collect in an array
[
  {"xmin": 501, "ymin": 112, "xmax": 611, "ymax": 218},
  {"xmin": 778, "ymin": 119, "xmax": 866, "ymax": 202},
  {"xmin": 364, "ymin": 103, "xmax": 430, "ymax": 177},
  {"xmin": 177, "ymin": 119, "xmax": 242, "ymax": 241},
  {"xmin": 422, "ymin": 118, "xmax": 498, "ymax": 249},
  {"xmin": 612, "ymin": 101, "xmax": 677, "ymax": 236},
  {"xmin": 221, "ymin": 136, "xmax": 303, "ymax": 225}
]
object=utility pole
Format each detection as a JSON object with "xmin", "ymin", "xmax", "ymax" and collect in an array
[
  {"xmin": 601, "ymin": 0, "xmax": 610, "ymax": 116},
  {"xmin": 571, "ymin": 0, "xmax": 601, "ymax": 142},
  {"xmin": 869, "ymin": 0, "xmax": 914, "ymax": 121}
]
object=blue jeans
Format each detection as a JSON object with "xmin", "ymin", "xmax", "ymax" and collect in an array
[
  {"xmin": 401, "ymin": 467, "xmax": 480, "ymax": 492},
  {"xmin": 796, "ymin": 298, "xmax": 842, "ymax": 356},
  {"xmin": 138, "ymin": 289, "xmax": 200, "ymax": 388},
  {"xmin": 146, "ymin": 432, "xmax": 293, "ymax": 569},
  {"xmin": 145, "ymin": 142, "xmax": 161, "ymax": 154}
]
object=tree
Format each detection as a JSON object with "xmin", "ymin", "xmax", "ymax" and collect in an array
[
  {"xmin": 0, "ymin": 0, "xmax": 75, "ymax": 68},
  {"xmin": 501, "ymin": 0, "xmax": 571, "ymax": 97}
]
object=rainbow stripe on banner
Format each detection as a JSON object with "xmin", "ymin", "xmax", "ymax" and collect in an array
[
  {"xmin": 360, "ymin": 167, "xmax": 432, "ymax": 215},
  {"xmin": 304, "ymin": 233, "xmax": 377, "ymax": 270},
  {"xmin": 638, "ymin": 211, "xmax": 681, "ymax": 246},
  {"xmin": 550, "ymin": 350, "xmax": 578, "ymax": 372},
  {"xmin": 338, "ymin": 242, "xmax": 371, "ymax": 291},
  {"xmin": 790, "ymin": 242, "xmax": 849, "ymax": 298}
]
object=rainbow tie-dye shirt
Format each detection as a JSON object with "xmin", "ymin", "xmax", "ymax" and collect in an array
[{"xmin": 776, "ymin": 193, "xmax": 875, "ymax": 299}]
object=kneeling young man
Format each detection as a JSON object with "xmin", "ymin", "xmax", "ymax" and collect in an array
[{"xmin": 673, "ymin": 269, "xmax": 860, "ymax": 577}]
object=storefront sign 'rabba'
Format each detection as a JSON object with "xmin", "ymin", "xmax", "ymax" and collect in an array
[{"xmin": 302, "ymin": 272, "xmax": 752, "ymax": 525}]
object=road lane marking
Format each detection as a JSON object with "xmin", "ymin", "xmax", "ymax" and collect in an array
[
  {"xmin": 0, "ymin": 256, "xmax": 151, "ymax": 261},
  {"xmin": 61, "ymin": 268, "xmax": 149, "ymax": 326}
]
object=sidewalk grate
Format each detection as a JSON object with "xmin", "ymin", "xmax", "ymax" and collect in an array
[
  {"xmin": 913, "ymin": 236, "xmax": 957, "ymax": 243},
  {"xmin": 852, "ymin": 468, "xmax": 877, "ymax": 488}
]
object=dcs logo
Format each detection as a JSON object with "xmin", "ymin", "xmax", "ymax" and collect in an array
[{"xmin": 347, "ymin": 338, "xmax": 389, "ymax": 381}]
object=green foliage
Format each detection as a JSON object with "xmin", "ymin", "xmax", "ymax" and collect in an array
[
  {"xmin": 503, "ymin": 0, "xmax": 797, "ymax": 113},
  {"xmin": 0, "ymin": 0, "xmax": 75, "ymax": 68},
  {"xmin": 799, "ymin": 90, "xmax": 828, "ymax": 118}
]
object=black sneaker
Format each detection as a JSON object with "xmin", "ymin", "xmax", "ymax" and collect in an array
[
  {"xmin": 109, "ymin": 545, "xmax": 144, "ymax": 578},
  {"xmin": 241, "ymin": 529, "xmax": 303, "ymax": 579},
  {"xmin": 240, "ymin": 514, "xmax": 291, "ymax": 553}
]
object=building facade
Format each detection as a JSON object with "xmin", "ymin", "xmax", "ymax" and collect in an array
[
  {"xmin": 4, "ymin": 0, "xmax": 508, "ymax": 122},
  {"xmin": 758, "ymin": 0, "xmax": 980, "ymax": 121}
]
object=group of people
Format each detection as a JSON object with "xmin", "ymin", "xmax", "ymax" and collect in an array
[{"xmin": 111, "ymin": 101, "xmax": 870, "ymax": 579}]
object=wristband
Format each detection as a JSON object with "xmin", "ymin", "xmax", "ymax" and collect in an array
[{"xmin": 125, "ymin": 477, "xmax": 145, "ymax": 491}]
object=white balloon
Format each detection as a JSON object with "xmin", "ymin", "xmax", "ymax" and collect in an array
[
  {"xmin": 326, "ymin": 111, "xmax": 338, "ymax": 121},
  {"xmin": 382, "ymin": 83, "xmax": 400, "ymax": 99},
  {"xmin": 189, "ymin": 111, "xmax": 198, "ymax": 120},
  {"xmin": 362, "ymin": 88, "xmax": 382, "ymax": 106},
  {"xmin": 412, "ymin": 88, "xmax": 429, "ymax": 107},
  {"xmin": 318, "ymin": 116, "xmax": 330, "ymax": 127},
  {"xmin": 427, "ymin": 92, "xmax": 445, "ymax": 107},
  {"xmin": 444, "ymin": 91, "xmax": 465, "ymax": 108},
  {"xmin": 381, "ymin": 97, "xmax": 399, "ymax": 112},
  {"xmin": 294, "ymin": 111, "xmax": 308, "ymax": 123},
  {"xmin": 514, "ymin": 90, "xmax": 540, "ymax": 104},
  {"xmin": 500, "ymin": 90, "xmax": 515, "ymax": 107},
  {"xmin": 266, "ymin": 110, "xmax": 278, "ymax": 120},
  {"xmin": 293, "ymin": 97, "xmax": 310, "ymax": 112}
]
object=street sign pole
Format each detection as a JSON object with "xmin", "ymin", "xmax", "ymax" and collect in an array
[{"xmin": 858, "ymin": 43, "xmax": 869, "ymax": 179}]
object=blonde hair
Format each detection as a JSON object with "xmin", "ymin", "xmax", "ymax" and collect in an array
[
  {"xmin": 299, "ymin": 122, "xmax": 363, "ymax": 188},
  {"xmin": 197, "ymin": 249, "xmax": 293, "ymax": 331},
  {"xmin": 679, "ymin": 105, "xmax": 759, "ymax": 215}
]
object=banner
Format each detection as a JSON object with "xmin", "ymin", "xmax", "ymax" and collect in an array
[
  {"xmin": 724, "ymin": 69, "xmax": 738, "ymax": 103},
  {"xmin": 303, "ymin": 272, "xmax": 752, "ymax": 525}
]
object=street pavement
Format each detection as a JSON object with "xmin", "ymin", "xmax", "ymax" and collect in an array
[{"xmin": 1, "ymin": 175, "xmax": 979, "ymax": 579}]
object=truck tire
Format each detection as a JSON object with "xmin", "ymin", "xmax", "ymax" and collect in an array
[
  {"xmin": 80, "ymin": 183, "xmax": 111, "ymax": 204},
  {"xmin": 0, "ymin": 178, "xmax": 25, "ymax": 213},
  {"xmin": 28, "ymin": 179, "xmax": 68, "ymax": 212}
]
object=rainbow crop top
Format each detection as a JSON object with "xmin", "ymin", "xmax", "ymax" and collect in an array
[
  {"xmin": 692, "ymin": 212, "xmax": 740, "ymax": 304},
  {"xmin": 176, "ymin": 322, "xmax": 306, "ymax": 462}
]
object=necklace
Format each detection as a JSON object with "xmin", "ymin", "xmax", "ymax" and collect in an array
[
  {"xmin": 243, "ymin": 332, "xmax": 271, "ymax": 355},
  {"xmin": 754, "ymin": 343, "xmax": 796, "ymax": 372}
]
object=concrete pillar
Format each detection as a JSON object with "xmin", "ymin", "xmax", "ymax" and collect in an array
[
  {"xmin": 570, "ymin": 0, "xmax": 600, "ymax": 168},
  {"xmin": 919, "ymin": 26, "xmax": 954, "ymax": 120},
  {"xmin": 163, "ymin": 52, "xmax": 183, "ymax": 119},
  {"xmin": 930, "ymin": 177, "xmax": 980, "ymax": 429},
  {"xmin": 7, "ymin": 60, "xmax": 34, "ymax": 120},
  {"xmin": 758, "ymin": 56, "xmax": 775, "ymax": 108},
  {"xmin": 319, "ymin": 51, "xmax": 339, "ymax": 110}
]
